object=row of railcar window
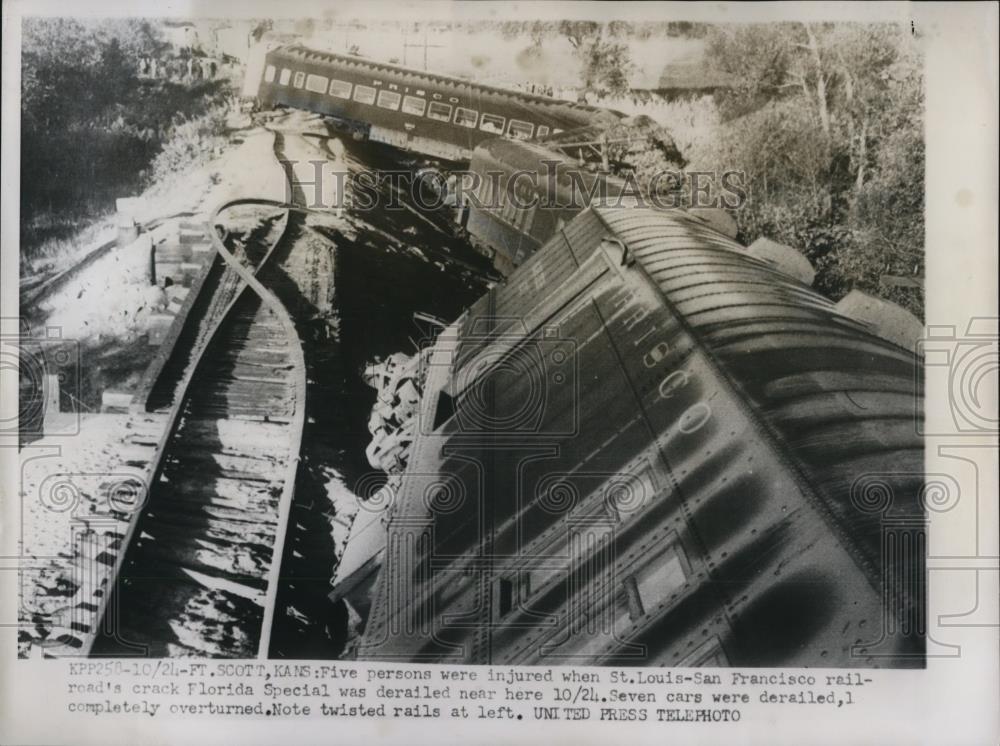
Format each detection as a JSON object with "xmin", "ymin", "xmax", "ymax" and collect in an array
[{"xmin": 264, "ymin": 64, "xmax": 560, "ymax": 141}]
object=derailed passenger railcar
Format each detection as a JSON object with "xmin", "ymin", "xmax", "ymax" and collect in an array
[
  {"xmin": 349, "ymin": 206, "xmax": 925, "ymax": 668},
  {"xmin": 462, "ymin": 138, "xmax": 612, "ymax": 268},
  {"xmin": 257, "ymin": 45, "xmax": 615, "ymax": 161},
  {"xmin": 463, "ymin": 137, "xmax": 737, "ymax": 273}
]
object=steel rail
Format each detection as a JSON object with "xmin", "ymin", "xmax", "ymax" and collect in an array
[{"xmin": 81, "ymin": 139, "xmax": 307, "ymax": 658}]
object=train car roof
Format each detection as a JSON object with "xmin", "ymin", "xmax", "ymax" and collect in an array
[
  {"xmin": 267, "ymin": 44, "xmax": 617, "ymax": 121},
  {"xmin": 535, "ymin": 122, "xmax": 617, "ymax": 146},
  {"xmin": 471, "ymin": 136, "xmax": 578, "ymax": 169},
  {"xmin": 471, "ymin": 136, "xmax": 633, "ymax": 205}
]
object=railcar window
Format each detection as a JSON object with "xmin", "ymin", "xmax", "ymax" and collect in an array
[
  {"xmin": 427, "ymin": 101, "xmax": 452, "ymax": 122},
  {"xmin": 328, "ymin": 79, "xmax": 353, "ymax": 99},
  {"xmin": 292, "ymin": 71, "xmax": 306, "ymax": 89},
  {"xmin": 402, "ymin": 95, "xmax": 427, "ymax": 116},
  {"xmin": 507, "ymin": 120, "xmax": 534, "ymax": 140},
  {"xmin": 482, "ymin": 176, "xmax": 494, "ymax": 208},
  {"xmin": 622, "ymin": 577, "xmax": 644, "ymax": 621},
  {"xmin": 353, "ymin": 85, "xmax": 376, "ymax": 105},
  {"xmin": 264, "ymin": 65, "xmax": 276, "ymax": 83},
  {"xmin": 377, "ymin": 90, "xmax": 402, "ymax": 110},
  {"xmin": 522, "ymin": 206, "xmax": 537, "ymax": 235},
  {"xmin": 496, "ymin": 578, "xmax": 514, "ymax": 617},
  {"xmin": 480, "ymin": 114, "xmax": 505, "ymax": 134},
  {"xmin": 454, "ymin": 107, "xmax": 478, "ymax": 128},
  {"xmin": 536, "ymin": 125, "xmax": 550, "ymax": 137},
  {"xmin": 632, "ymin": 548, "xmax": 686, "ymax": 617},
  {"xmin": 476, "ymin": 174, "xmax": 490, "ymax": 204},
  {"xmin": 519, "ymin": 207, "xmax": 532, "ymax": 230},
  {"xmin": 305, "ymin": 74, "xmax": 329, "ymax": 94},
  {"xmin": 278, "ymin": 68, "xmax": 291, "ymax": 86},
  {"xmin": 510, "ymin": 181, "xmax": 534, "ymax": 227},
  {"xmin": 494, "ymin": 573, "xmax": 532, "ymax": 619},
  {"xmin": 512, "ymin": 202, "xmax": 526, "ymax": 230},
  {"xmin": 502, "ymin": 195, "xmax": 518, "ymax": 223}
]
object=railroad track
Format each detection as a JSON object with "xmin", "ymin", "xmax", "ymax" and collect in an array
[
  {"xmin": 90, "ymin": 185, "xmax": 308, "ymax": 657},
  {"xmin": 142, "ymin": 208, "xmax": 287, "ymax": 413},
  {"xmin": 92, "ymin": 288, "xmax": 303, "ymax": 657},
  {"xmin": 85, "ymin": 117, "xmax": 474, "ymax": 658}
]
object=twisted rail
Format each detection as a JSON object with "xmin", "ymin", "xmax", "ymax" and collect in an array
[{"xmin": 83, "ymin": 143, "xmax": 310, "ymax": 658}]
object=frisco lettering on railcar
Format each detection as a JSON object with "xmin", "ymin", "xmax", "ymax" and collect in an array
[{"xmin": 256, "ymin": 45, "xmax": 612, "ymax": 162}]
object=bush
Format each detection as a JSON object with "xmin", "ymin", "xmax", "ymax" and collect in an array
[
  {"xmin": 150, "ymin": 107, "xmax": 230, "ymax": 184},
  {"xmin": 692, "ymin": 22, "xmax": 925, "ymax": 318},
  {"xmin": 20, "ymin": 19, "xmax": 236, "ymax": 261}
]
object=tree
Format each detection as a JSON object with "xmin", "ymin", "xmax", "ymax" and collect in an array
[
  {"xmin": 97, "ymin": 37, "xmax": 131, "ymax": 112},
  {"xmin": 553, "ymin": 22, "xmax": 634, "ymax": 98},
  {"xmin": 701, "ymin": 22, "xmax": 925, "ymax": 316},
  {"xmin": 20, "ymin": 18, "xmax": 231, "ymax": 257},
  {"xmin": 251, "ymin": 19, "xmax": 274, "ymax": 43},
  {"xmin": 558, "ymin": 20, "xmax": 601, "ymax": 49},
  {"xmin": 578, "ymin": 37, "xmax": 634, "ymax": 98},
  {"xmin": 707, "ymin": 25, "xmax": 787, "ymax": 118}
]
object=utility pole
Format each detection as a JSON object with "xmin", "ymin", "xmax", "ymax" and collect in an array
[{"xmin": 402, "ymin": 28, "xmax": 445, "ymax": 70}]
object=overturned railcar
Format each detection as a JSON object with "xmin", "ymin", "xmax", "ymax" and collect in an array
[
  {"xmin": 463, "ymin": 137, "xmax": 738, "ymax": 273},
  {"xmin": 462, "ymin": 137, "xmax": 617, "ymax": 268},
  {"xmin": 338, "ymin": 206, "xmax": 925, "ymax": 668}
]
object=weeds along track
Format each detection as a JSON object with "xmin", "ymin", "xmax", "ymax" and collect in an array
[
  {"xmin": 89, "ymin": 137, "xmax": 307, "ymax": 657},
  {"xmin": 21, "ymin": 210, "xmax": 201, "ymax": 311}
]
